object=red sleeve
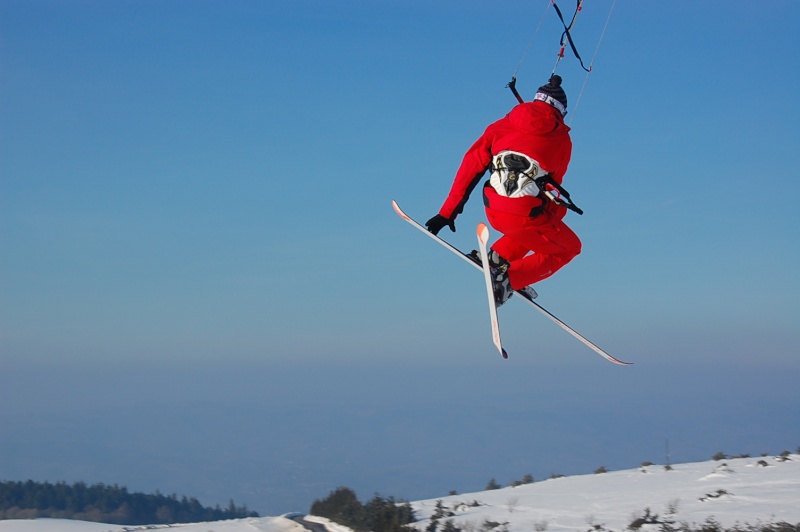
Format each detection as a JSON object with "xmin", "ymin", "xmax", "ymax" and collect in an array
[{"xmin": 438, "ymin": 121, "xmax": 500, "ymax": 220}]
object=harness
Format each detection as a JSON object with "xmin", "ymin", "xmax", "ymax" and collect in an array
[
  {"xmin": 489, "ymin": 151, "xmax": 583, "ymax": 216},
  {"xmin": 490, "ymin": 151, "xmax": 543, "ymax": 198}
]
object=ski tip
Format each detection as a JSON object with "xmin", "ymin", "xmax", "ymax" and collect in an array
[
  {"xmin": 501, "ymin": 348, "xmax": 509, "ymax": 359},
  {"xmin": 391, "ymin": 199, "xmax": 410, "ymax": 220},
  {"xmin": 476, "ymin": 222, "xmax": 490, "ymax": 241}
]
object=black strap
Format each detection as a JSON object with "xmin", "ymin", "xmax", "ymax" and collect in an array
[
  {"xmin": 536, "ymin": 174, "xmax": 584, "ymax": 215},
  {"xmin": 552, "ymin": 0, "xmax": 591, "ymax": 73}
]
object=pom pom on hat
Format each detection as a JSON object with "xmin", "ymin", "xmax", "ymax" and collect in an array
[{"xmin": 534, "ymin": 75, "xmax": 568, "ymax": 116}]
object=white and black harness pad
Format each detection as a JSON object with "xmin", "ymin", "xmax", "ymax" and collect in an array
[{"xmin": 489, "ymin": 151, "xmax": 547, "ymax": 198}]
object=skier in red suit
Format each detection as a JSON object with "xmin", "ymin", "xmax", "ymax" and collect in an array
[{"xmin": 426, "ymin": 75, "xmax": 581, "ymax": 306}]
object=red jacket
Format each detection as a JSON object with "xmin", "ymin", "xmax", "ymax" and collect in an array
[{"xmin": 439, "ymin": 100, "xmax": 572, "ymax": 219}]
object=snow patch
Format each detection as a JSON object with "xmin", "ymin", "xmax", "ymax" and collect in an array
[{"xmin": 1, "ymin": 455, "xmax": 798, "ymax": 532}]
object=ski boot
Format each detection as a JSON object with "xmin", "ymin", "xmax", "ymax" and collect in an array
[
  {"xmin": 468, "ymin": 249, "xmax": 534, "ymax": 305},
  {"xmin": 518, "ymin": 285, "xmax": 538, "ymax": 301},
  {"xmin": 467, "ymin": 249, "xmax": 482, "ymax": 266},
  {"xmin": 487, "ymin": 250, "xmax": 514, "ymax": 307}
]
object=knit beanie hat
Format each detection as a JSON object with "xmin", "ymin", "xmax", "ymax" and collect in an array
[{"xmin": 534, "ymin": 75, "xmax": 568, "ymax": 116}]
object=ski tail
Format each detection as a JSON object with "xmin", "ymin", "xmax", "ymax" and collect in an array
[{"xmin": 515, "ymin": 289, "xmax": 632, "ymax": 366}]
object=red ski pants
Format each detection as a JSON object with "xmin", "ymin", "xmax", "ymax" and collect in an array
[{"xmin": 485, "ymin": 207, "xmax": 581, "ymax": 290}]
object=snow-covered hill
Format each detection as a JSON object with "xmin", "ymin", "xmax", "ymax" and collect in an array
[
  {"xmin": 1, "ymin": 454, "xmax": 798, "ymax": 532},
  {"xmin": 0, "ymin": 515, "xmax": 309, "ymax": 532},
  {"xmin": 409, "ymin": 454, "xmax": 800, "ymax": 532}
]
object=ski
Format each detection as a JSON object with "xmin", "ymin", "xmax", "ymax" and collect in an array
[
  {"xmin": 392, "ymin": 200, "xmax": 632, "ymax": 365},
  {"xmin": 477, "ymin": 222, "xmax": 508, "ymax": 359}
]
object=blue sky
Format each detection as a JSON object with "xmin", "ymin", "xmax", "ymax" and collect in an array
[{"xmin": 2, "ymin": 0, "xmax": 799, "ymax": 516}]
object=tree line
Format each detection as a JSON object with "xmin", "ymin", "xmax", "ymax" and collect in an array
[
  {"xmin": 310, "ymin": 486, "xmax": 416, "ymax": 532},
  {"xmin": 0, "ymin": 479, "xmax": 258, "ymax": 525}
]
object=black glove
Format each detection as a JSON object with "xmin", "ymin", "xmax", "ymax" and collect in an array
[{"xmin": 425, "ymin": 214, "xmax": 456, "ymax": 236}]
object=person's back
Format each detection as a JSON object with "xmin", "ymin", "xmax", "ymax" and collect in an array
[
  {"xmin": 426, "ymin": 75, "xmax": 582, "ymax": 306},
  {"xmin": 489, "ymin": 100, "xmax": 572, "ymax": 184}
]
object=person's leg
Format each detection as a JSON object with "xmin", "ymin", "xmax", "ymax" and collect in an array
[{"xmin": 486, "ymin": 209, "xmax": 581, "ymax": 290}]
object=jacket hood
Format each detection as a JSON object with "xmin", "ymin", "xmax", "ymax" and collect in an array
[{"xmin": 508, "ymin": 100, "xmax": 570, "ymax": 135}]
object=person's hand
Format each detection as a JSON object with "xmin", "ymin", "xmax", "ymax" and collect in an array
[{"xmin": 425, "ymin": 214, "xmax": 456, "ymax": 236}]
